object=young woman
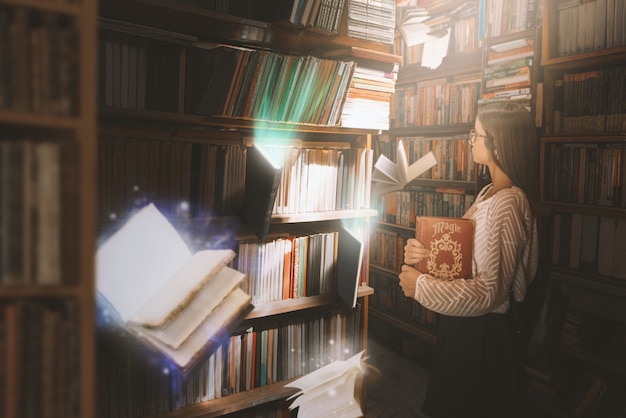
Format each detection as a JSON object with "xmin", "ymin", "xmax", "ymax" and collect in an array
[{"xmin": 399, "ymin": 102, "xmax": 541, "ymax": 418}]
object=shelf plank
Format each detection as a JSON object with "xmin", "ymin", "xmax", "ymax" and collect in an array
[
  {"xmin": 270, "ymin": 209, "xmax": 377, "ymax": 224},
  {"xmin": 370, "ymin": 307, "xmax": 437, "ymax": 345},
  {"xmin": 0, "ymin": 109, "xmax": 80, "ymax": 130},
  {"xmin": 100, "ymin": 107, "xmax": 382, "ymax": 135},
  {"xmin": 143, "ymin": 379, "xmax": 299, "ymax": 418},
  {"xmin": 245, "ymin": 286, "xmax": 373, "ymax": 320},
  {"xmin": 388, "ymin": 123, "xmax": 474, "ymax": 137}
]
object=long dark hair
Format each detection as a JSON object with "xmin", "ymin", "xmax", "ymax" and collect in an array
[{"xmin": 477, "ymin": 102, "xmax": 542, "ymax": 215}]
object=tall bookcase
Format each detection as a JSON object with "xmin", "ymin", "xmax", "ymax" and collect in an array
[
  {"xmin": 0, "ymin": 0, "xmax": 97, "ymax": 417},
  {"xmin": 369, "ymin": 0, "xmax": 485, "ymax": 357},
  {"xmin": 528, "ymin": 1, "xmax": 626, "ymax": 416},
  {"xmin": 95, "ymin": 1, "xmax": 399, "ymax": 417}
]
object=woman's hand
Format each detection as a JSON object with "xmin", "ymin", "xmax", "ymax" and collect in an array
[
  {"xmin": 398, "ymin": 264, "xmax": 421, "ymax": 298},
  {"xmin": 404, "ymin": 238, "xmax": 429, "ymax": 265}
]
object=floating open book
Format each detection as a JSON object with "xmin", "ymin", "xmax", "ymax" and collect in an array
[
  {"xmin": 286, "ymin": 350, "xmax": 368, "ymax": 418},
  {"xmin": 371, "ymin": 139, "xmax": 437, "ymax": 195},
  {"xmin": 96, "ymin": 203, "xmax": 253, "ymax": 376}
]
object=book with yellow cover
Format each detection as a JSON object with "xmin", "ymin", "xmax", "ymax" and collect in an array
[{"xmin": 415, "ymin": 216, "xmax": 474, "ymax": 280}]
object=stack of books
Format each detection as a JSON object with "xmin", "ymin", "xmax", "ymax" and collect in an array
[{"xmin": 344, "ymin": 0, "xmax": 396, "ymax": 45}]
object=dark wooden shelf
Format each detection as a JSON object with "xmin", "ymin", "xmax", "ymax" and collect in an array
[
  {"xmin": 100, "ymin": 107, "xmax": 383, "ymax": 136},
  {"xmin": 143, "ymin": 378, "xmax": 299, "ymax": 418},
  {"xmin": 369, "ymin": 307, "xmax": 437, "ymax": 345},
  {"xmin": 99, "ymin": 0, "xmax": 392, "ymax": 55},
  {"xmin": 245, "ymin": 286, "xmax": 374, "ymax": 321}
]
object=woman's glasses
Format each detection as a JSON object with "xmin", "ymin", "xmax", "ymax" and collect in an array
[{"xmin": 469, "ymin": 129, "xmax": 486, "ymax": 145}]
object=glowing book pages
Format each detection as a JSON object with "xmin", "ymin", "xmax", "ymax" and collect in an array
[
  {"xmin": 371, "ymin": 139, "xmax": 437, "ymax": 195},
  {"xmin": 286, "ymin": 350, "xmax": 367, "ymax": 418},
  {"xmin": 96, "ymin": 203, "xmax": 253, "ymax": 375},
  {"xmin": 415, "ymin": 216, "xmax": 474, "ymax": 280}
]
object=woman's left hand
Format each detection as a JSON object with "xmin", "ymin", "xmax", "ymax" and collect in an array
[{"xmin": 398, "ymin": 264, "xmax": 421, "ymax": 298}]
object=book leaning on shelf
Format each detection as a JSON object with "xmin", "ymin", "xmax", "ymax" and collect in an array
[
  {"xmin": 415, "ymin": 216, "xmax": 474, "ymax": 280},
  {"xmin": 96, "ymin": 203, "xmax": 253, "ymax": 376}
]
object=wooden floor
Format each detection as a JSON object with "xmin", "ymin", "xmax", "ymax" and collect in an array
[{"xmin": 363, "ymin": 336, "xmax": 432, "ymax": 418}]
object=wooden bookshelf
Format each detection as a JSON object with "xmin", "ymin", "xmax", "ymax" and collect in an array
[
  {"xmin": 93, "ymin": 1, "xmax": 403, "ymax": 417},
  {"xmin": 0, "ymin": 0, "xmax": 97, "ymax": 417}
]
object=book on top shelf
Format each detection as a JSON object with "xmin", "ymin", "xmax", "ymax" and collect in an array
[
  {"xmin": 371, "ymin": 139, "xmax": 438, "ymax": 195},
  {"xmin": 96, "ymin": 203, "xmax": 253, "ymax": 376},
  {"xmin": 415, "ymin": 216, "xmax": 474, "ymax": 280}
]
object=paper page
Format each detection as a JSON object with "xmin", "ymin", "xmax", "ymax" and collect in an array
[
  {"xmin": 96, "ymin": 203, "xmax": 192, "ymax": 323},
  {"xmin": 136, "ymin": 287, "xmax": 251, "ymax": 369},
  {"xmin": 422, "ymin": 29, "xmax": 451, "ymax": 70},
  {"xmin": 130, "ymin": 248, "xmax": 236, "ymax": 327},
  {"xmin": 372, "ymin": 154, "xmax": 400, "ymax": 184},
  {"xmin": 396, "ymin": 140, "xmax": 410, "ymax": 185},
  {"xmin": 130, "ymin": 266, "xmax": 245, "ymax": 349},
  {"xmin": 406, "ymin": 151, "xmax": 438, "ymax": 182}
]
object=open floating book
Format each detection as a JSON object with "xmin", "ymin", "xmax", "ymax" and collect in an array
[
  {"xmin": 96, "ymin": 203, "xmax": 253, "ymax": 376},
  {"xmin": 371, "ymin": 139, "xmax": 437, "ymax": 195},
  {"xmin": 286, "ymin": 350, "xmax": 368, "ymax": 418},
  {"xmin": 415, "ymin": 216, "xmax": 475, "ymax": 280}
]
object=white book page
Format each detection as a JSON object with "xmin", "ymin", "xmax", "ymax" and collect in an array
[
  {"xmin": 406, "ymin": 151, "xmax": 438, "ymax": 182},
  {"xmin": 136, "ymin": 287, "xmax": 251, "ymax": 369},
  {"xmin": 396, "ymin": 140, "xmax": 410, "ymax": 185},
  {"xmin": 96, "ymin": 203, "xmax": 192, "ymax": 323},
  {"xmin": 130, "ymin": 248, "xmax": 235, "ymax": 327},
  {"xmin": 130, "ymin": 266, "xmax": 245, "ymax": 349},
  {"xmin": 372, "ymin": 154, "xmax": 400, "ymax": 184}
]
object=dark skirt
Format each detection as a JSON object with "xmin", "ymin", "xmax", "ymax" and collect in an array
[{"xmin": 421, "ymin": 312, "xmax": 527, "ymax": 418}]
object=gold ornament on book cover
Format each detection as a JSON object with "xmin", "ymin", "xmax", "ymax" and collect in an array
[{"xmin": 416, "ymin": 216, "xmax": 474, "ymax": 280}]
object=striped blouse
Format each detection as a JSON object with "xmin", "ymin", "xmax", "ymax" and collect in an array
[{"xmin": 413, "ymin": 184, "xmax": 539, "ymax": 317}]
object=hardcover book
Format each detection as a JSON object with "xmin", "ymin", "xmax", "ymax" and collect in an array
[
  {"xmin": 415, "ymin": 216, "xmax": 474, "ymax": 280},
  {"xmin": 96, "ymin": 203, "xmax": 253, "ymax": 376},
  {"xmin": 244, "ymin": 143, "xmax": 283, "ymax": 240}
]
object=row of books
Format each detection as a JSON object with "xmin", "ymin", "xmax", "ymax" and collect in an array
[
  {"xmin": 195, "ymin": 45, "xmax": 356, "ymax": 126},
  {"xmin": 1, "ymin": 300, "xmax": 80, "ymax": 418},
  {"xmin": 289, "ymin": 0, "xmax": 346, "ymax": 33},
  {"xmin": 100, "ymin": 28, "xmax": 183, "ymax": 113},
  {"xmin": 550, "ymin": 213, "xmax": 626, "ymax": 279},
  {"xmin": 97, "ymin": 307, "xmax": 361, "ymax": 416},
  {"xmin": 0, "ymin": 7, "xmax": 78, "ymax": 116},
  {"xmin": 557, "ymin": 0, "xmax": 626, "ymax": 57},
  {"xmin": 544, "ymin": 142, "xmax": 625, "ymax": 208},
  {"xmin": 345, "ymin": 0, "xmax": 395, "ymax": 45},
  {"xmin": 98, "ymin": 136, "xmax": 245, "ymax": 223},
  {"xmin": 482, "ymin": 0, "xmax": 538, "ymax": 38},
  {"xmin": 1, "ymin": 140, "xmax": 67, "ymax": 286},
  {"xmin": 369, "ymin": 229, "xmax": 405, "ymax": 271},
  {"xmin": 262, "ymin": 145, "xmax": 372, "ymax": 215},
  {"xmin": 369, "ymin": 272, "xmax": 439, "ymax": 331},
  {"xmin": 392, "ymin": 77, "xmax": 481, "ymax": 127},
  {"xmin": 373, "ymin": 187, "xmax": 475, "ymax": 227},
  {"xmin": 553, "ymin": 66, "xmax": 626, "ymax": 134},
  {"xmin": 376, "ymin": 136, "xmax": 476, "ymax": 182},
  {"xmin": 237, "ymin": 232, "xmax": 339, "ymax": 304}
]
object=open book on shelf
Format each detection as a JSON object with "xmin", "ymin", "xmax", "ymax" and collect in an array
[
  {"xmin": 96, "ymin": 203, "xmax": 253, "ymax": 376},
  {"xmin": 415, "ymin": 216, "xmax": 474, "ymax": 280},
  {"xmin": 286, "ymin": 350, "xmax": 368, "ymax": 418},
  {"xmin": 372, "ymin": 139, "xmax": 438, "ymax": 195}
]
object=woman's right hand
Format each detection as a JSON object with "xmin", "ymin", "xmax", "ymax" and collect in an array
[{"xmin": 404, "ymin": 238, "xmax": 429, "ymax": 265}]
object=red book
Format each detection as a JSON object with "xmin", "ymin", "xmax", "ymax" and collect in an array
[{"xmin": 415, "ymin": 216, "xmax": 475, "ymax": 280}]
